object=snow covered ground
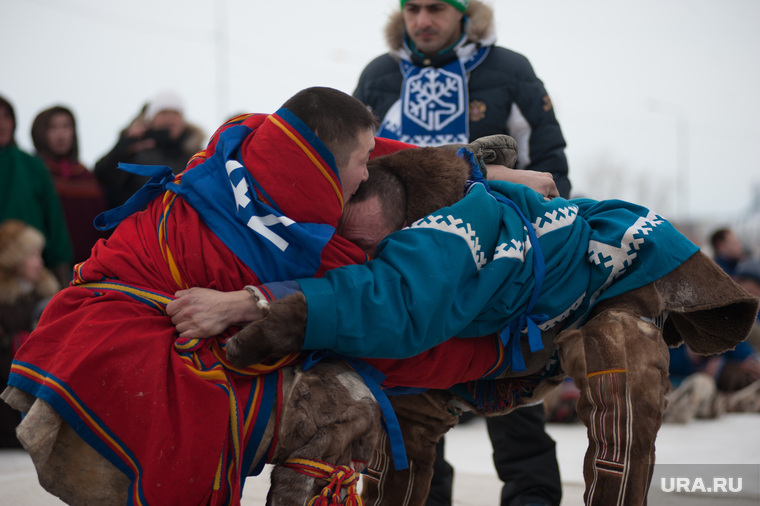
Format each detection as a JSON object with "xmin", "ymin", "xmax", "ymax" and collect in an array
[{"xmin": 1, "ymin": 413, "xmax": 758, "ymax": 505}]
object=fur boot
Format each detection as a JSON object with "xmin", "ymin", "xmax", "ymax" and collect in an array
[
  {"xmin": 556, "ymin": 307, "xmax": 670, "ymax": 506},
  {"xmin": 267, "ymin": 361, "xmax": 384, "ymax": 505},
  {"xmin": 2, "ymin": 391, "xmax": 130, "ymax": 505},
  {"xmin": 361, "ymin": 390, "xmax": 461, "ymax": 506}
]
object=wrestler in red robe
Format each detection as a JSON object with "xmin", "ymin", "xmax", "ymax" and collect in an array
[{"xmin": 8, "ymin": 110, "xmax": 499, "ymax": 505}]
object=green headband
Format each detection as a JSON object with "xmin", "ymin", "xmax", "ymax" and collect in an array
[{"xmin": 400, "ymin": 0, "xmax": 469, "ymax": 13}]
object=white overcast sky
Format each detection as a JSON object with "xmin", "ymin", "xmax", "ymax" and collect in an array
[{"xmin": 3, "ymin": 0, "xmax": 760, "ymax": 223}]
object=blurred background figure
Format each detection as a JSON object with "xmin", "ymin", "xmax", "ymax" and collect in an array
[
  {"xmin": 542, "ymin": 377, "xmax": 581, "ymax": 424},
  {"xmin": 544, "ymin": 249, "xmax": 760, "ymax": 427},
  {"xmin": 733, "ymin": 258, "xmax": 760, "ymax": 351},
  {"xmin": 31, "ymin": 105, "xmax": 109, "ymax": 265},
  {"xmin": 0, "ymin": 219, "xmax": 61, "ymax": 448},
  {"xmin": 0, "ymin": 95, "xmax": 73, "ymax": 288},
  {"xmin": 665, "ymin": 235, "xmax": 760, "ymax": 423},
  {"xmin": 94, "ymin": 90, "xmax": 206, "ymax": 209},
  {"xmin": 710, "ymin": 227, "xmax": 748, "ymax": 276},
  {"xmin": 663, "ymin": 339, "xmax": 760, "ymax": 424}
]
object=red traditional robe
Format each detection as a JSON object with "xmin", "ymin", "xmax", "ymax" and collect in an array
[{"xmin": 9, "ymin": 111, "xmax": 500, "ymax": 505}]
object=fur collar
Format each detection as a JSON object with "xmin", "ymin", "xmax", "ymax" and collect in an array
[
  {"xmin": 369, "ymin": 147, "xmax": 469, "ymax": 224},
  {"xmin": 384, "ymin": 0, "xmax": 495, "ymax": 52}
]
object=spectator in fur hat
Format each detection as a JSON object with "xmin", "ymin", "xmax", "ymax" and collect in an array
[
  {"xmin": 0, "ymin": 219, "xmax": 60, "ymax": 447},
  {"xmin": 0, "ymin": 95, "xmax": 73, "ymax": 288}
]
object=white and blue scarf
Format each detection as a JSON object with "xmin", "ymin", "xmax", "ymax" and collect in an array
[{"xmin": 377, "ymin": 31, "xmax": 491, "ymax": 146}]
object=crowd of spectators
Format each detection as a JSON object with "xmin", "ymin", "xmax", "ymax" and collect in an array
[{"xmin": 0, "ymin": 90, "xmax": 204, "ymax": 447}]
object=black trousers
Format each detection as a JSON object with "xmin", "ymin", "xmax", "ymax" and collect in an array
[{"xmin": 426, "ymin": 404, "xmax": 562, "ymax": 506}]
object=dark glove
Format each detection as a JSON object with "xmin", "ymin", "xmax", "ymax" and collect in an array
[
  {"xmin": 438, "ymin": 134, "xmax": 519, "ymax": 177},
  {"xmin": 465, "ymin": 134, "xmax": 518, "ymax": 169}
]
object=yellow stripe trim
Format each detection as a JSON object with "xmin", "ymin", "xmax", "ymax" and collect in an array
[
  {"xmin": 159, "ymin": 192, "xmax": 187, "ymax": 290},
  {"xmin": 213, "ymin": 454, "xmax": 223, "ymax": 490},
  {"xmin": 77, "ymin": 282, "xmax": 173, "ymax": 311},
  {"xmin": 267, "ymin": 115, "xmax": 343, "ymax": 208},
  {"xmin": 286, "ymin": 457, "xmax": 335, "ymax": 474},
  {"xmin": 587, "ymin": 368, "xmax": 626, "ymax": 378},
  {"xmin": 13, "ymin": 365, "xmax": 141, "ymax": 478},
  {"xmin": 242, "ymin": 378, "xmax": 263, "ymax": 442}
]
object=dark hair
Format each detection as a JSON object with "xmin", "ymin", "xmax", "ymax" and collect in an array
[
  {"xmin": 710, "ymin": 228, "xmax": 731, "ymax": 250},
  {"xmin": 31, "ymin": 106, "xmax": 79, "ymax": 161},
  {"xmin": 351, "ymin": 165, "xmax": 408, "ymax": 232},
  {"xmin": 0, "ymin": 95, "xmax": 17, "ymax": 146},
  {"xmin": 281, "ymin": 87, "xmax": 379, "ymax": 168}
]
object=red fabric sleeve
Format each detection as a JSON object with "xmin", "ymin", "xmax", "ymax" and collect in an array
[{"xmin": 363, "ymin": 335, "xmax": 502, "ymax": 390}]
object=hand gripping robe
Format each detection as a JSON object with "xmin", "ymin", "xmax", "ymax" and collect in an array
[{"xmin": 3, "ymin": 110, "xmax": 374, "ymax": 505}]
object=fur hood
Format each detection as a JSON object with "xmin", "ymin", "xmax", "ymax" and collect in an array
[{"xmin": 384, "ymin": 0, "xmax": 495, "ymax": 52}]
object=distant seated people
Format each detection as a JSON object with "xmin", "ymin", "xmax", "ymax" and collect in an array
[
  {"xmin": 552, "ymin": 255, "xmax": 760, "ymax": 426},
  {"xmin": 733, "ymin": 258, "xmax": 760, "ymax": 350},
  {"xmin": 710, "ymin": 227, "xmax": 747, "ymax": 276},
  {"xmin": 32, "ymin": 105, "xmax": 109, "ymax": 264},
  {"xmin": 0, "ymin": 219, "xmax": 60, "ymax": 447},
  {"xmin": 0, "ymin": 95, "xmax": 73, "ymax": 287},
  {"xmin": 664, "ymin": 340, "xmax": 760, "ymax": 423},
  {"xmin": 619, "ymin": 256, "xmax": 760, "ymax": 426},
  {"xmin": 94, "ymin": 90, "xmax": 206, "ymax": 209}
]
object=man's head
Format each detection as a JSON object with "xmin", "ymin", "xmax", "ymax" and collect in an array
[
  {"xmin": 401, "ymin": 0, "xmax": 467, "ymax": 56},
  {"xmin": 282, "ymin": 87, "xmax": 379, "ymax": 202},
  {"xmin": 145, "ymin": 90, "xmax": 186, "ymax": 141},
  {"xmin": 733, "ymin": 258, "xmax": 760, "ymax": 298},
  {"xmin": 337, "ymin": 165, "xmax": 407, "ymax": 256},
  {"xmin": 0, "ymin": 219, "xmax": 46, "ymax": 283},
  {"xmin": 710, "ymin": 228, "xmax": 745, "ymax": 261},
  {"xmin": 338, "ymin": 147, "xmax": 471, "ymax": 255},
  {"xmin": 31, "ymin": 106, "xmax": 79, "ymax": 161}
]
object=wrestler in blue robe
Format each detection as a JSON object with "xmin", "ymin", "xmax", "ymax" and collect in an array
[{"xmin": 288, "ymin": 179, "xmax": 699, "ymax": 370}]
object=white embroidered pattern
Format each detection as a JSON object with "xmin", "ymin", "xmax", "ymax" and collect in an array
[
  {"xmin": 540, "ymin": 293, "xmax": 586, "ymax": 330},
  {"xmin": 494, "ymin": 233, "xmax": 531, "ymax": 262},
  {"xmin": 411, "ymin": 214, "xmax": 487, "ymax": 269},
  {"xmin": 586, "ymin": 211, "xmax": 665, "ymax": 306},
  {"xmin": 533, "ymin": 205, "xmax": 578, "ymax": 237},
  {"xmin": 491, "ymin": 204, "xmax": 577, "ymax": 264}
]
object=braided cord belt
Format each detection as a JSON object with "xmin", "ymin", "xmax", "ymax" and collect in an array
[{"xmin": 282, "ymin": 457, "xmax": 364, "ymax": 506}]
